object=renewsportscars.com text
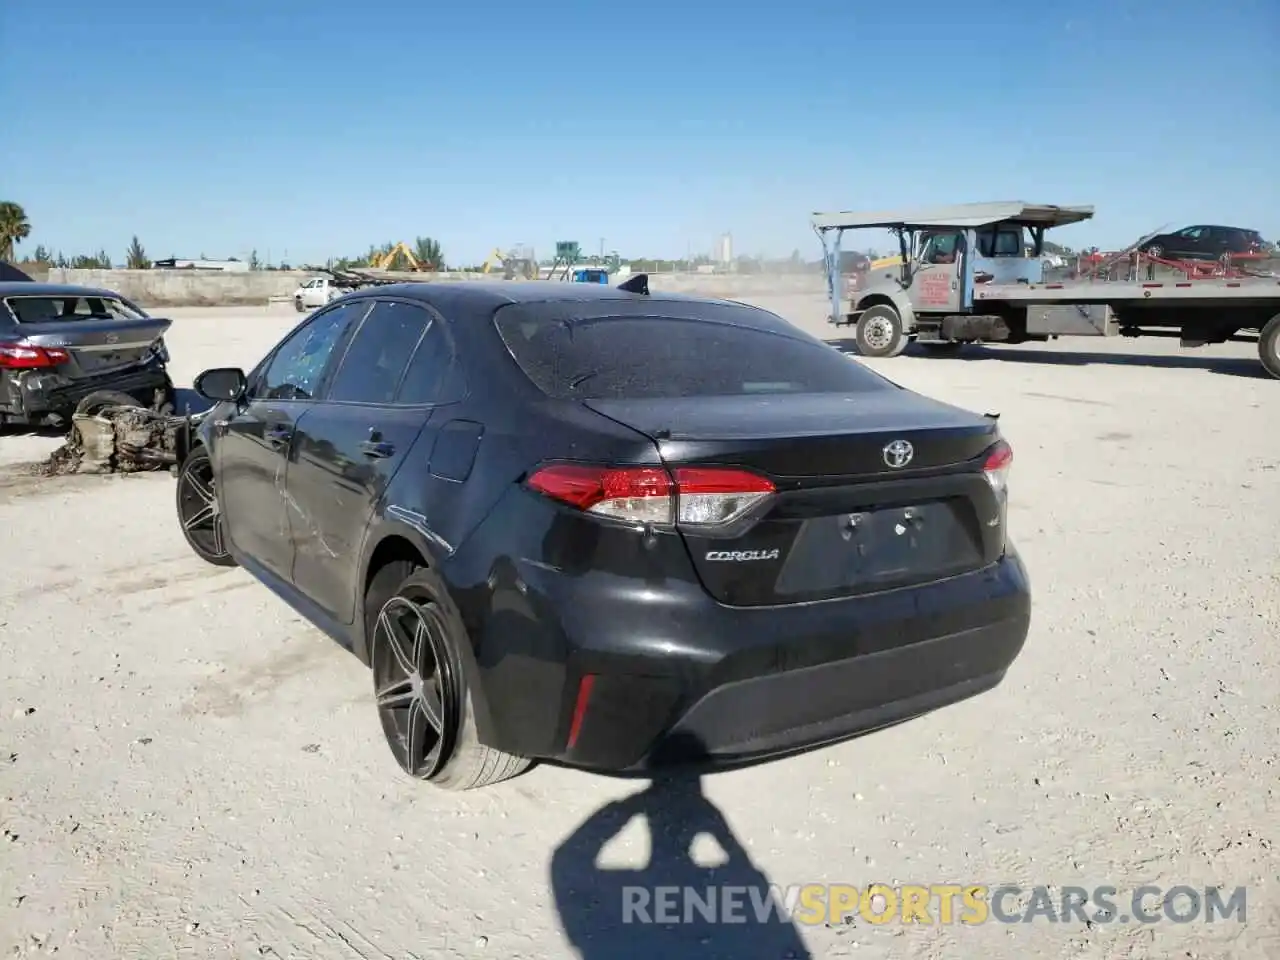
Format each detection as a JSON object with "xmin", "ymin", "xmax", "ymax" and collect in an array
[{"xmin": 621, "ymin": 884, "xmax": 1248, "ymax": 926}]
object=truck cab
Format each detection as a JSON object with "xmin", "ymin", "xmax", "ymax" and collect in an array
[{"xmin": 812, "ymin": 202, "xmax": 1094, "ymax": 356}]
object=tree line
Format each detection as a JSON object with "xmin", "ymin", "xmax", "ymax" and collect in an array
[{"xmin": 5, "ymin": 197, "xmax": 1083, "ymax": 274}]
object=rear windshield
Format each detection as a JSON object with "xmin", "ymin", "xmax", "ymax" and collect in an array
[
  {"xmin": 494, "ymin": 307, "xmax": 892, "ymax": 400},
  {"xmin": 4, "ymin": 295, "xmax": 144, "ymax": 323}
]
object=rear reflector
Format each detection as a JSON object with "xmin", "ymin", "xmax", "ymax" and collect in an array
[
  {"xmin": 0, "ymin": 342, "xmax": 71, "ymax": 369},
  {"xmin": 566, "ymin": 674, "xmax": 596, "ymax": 749},
  {"xmin": 526, "ymin": 463, "xmax": 776, "ymax": 529},
  {"xmin": 982, "ymin": 439, "xmax": 1013, "ymax": 494}
]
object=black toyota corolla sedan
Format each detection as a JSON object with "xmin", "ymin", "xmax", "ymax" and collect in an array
[{"xmin": 176, "ymin": 276, "xmax": 1031, "ymax": 790}]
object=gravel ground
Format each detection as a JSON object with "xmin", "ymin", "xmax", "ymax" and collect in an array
[{"xmin": 1, "ymin": 299, "xmax": 1277, "ymax": 959}]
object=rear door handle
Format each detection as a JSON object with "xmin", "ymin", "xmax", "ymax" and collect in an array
[{"xmin": 359, "ymin": 439, "xmax": 395, "ymax": 458}]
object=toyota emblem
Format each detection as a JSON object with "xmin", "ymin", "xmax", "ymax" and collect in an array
[
  {"xmin": 104, "ymin": 333, "xmax": 119, "ymax": 344},
  {"xmin": 883, "ymin": 439, "xmax": 914, "ymax": 469}
]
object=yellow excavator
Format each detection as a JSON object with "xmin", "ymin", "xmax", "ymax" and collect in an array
[
  {"xmin": 482, "ymin": 247, "xmax": 539, "ymax": 280},
  {"xmin": 367, "ymin": 242, "xmax": 425, "ymax": 271}
]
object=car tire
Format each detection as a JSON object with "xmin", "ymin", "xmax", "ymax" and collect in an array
[
  {"xmin": 853, "ymin": 304, "xmax": 909, "ymax": 358},
  {"xmin": 1145, "ymin": 244, "xmax": 1163, "ymax": 260},
  {"xmin": 294, "ymin": 297, "xmax": 305, "ymax": 313},
  {"xmin": 1259, "ymin": 314, "xmax": 1280, "ymax": 380},
  {"xmin": 74, "ymin": 389, "xmax": 140, "ymax": 417},
  {"xmin": 365, "ymin": 561, "xmax": 530, "ymax": 791},
  {"xmin": 175, "ymin": 446, "xmax": 236, "ymax": 567}
]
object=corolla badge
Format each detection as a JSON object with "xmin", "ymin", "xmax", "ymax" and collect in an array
[
  {"xmin": 704, "ymin": 549, "xmax": 780, "ymax": 562},
  {"xmin": 882, "ymin": 439, "xmax": 914, "ymax": 469}
]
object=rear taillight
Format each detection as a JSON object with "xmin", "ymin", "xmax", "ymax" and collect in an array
[
  {"xmin": 982, "ymin": 439, "xmax": 1012, "ymax": 495},
  {"xmin": 0, "ymin": 342, "xmax": 71, "ymax": 369},
  {"xmin": 526, "ymin": 463, "xmax": 776, "ymax": 529}
]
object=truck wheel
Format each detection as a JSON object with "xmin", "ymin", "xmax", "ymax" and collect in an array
[
  {"xmin": 1259, "ymin": 314, "xmax": 1280, "ymax": 380},
  {"xmin": 854, "ymin": 305, "xmax": 908, "ymax": 358}
]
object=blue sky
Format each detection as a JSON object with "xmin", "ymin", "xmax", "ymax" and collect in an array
[{"xmin": 3, "ymin": 0, "xmax": 1277, "ymax": 265}]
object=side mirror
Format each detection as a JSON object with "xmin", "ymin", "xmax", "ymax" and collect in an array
[{"xmin": 194, "ymin": 367, "xmax": 247, "ymax": 403}]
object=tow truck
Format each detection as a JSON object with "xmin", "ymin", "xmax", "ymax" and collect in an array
[{"xmin": 812, "ymin": 201, "xmax": 1280, "ymax": 379}]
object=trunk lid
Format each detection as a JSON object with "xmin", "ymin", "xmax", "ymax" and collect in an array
[
  {"xmin": 13, "ymin": 315, "xmax": 171, "ymax": 377},
  {"xmin": 585, "ymin": 392, "xmax": 1006, "ymax": 606}
]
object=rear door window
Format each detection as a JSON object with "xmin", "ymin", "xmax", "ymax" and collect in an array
[
  {"xmin": 326, "ymin": 300, "xmax": 432, "ymax": 404},
  {"xmin": 396, "ymin": 319, "xmax": 453, "ymax": 405},
  {"xmin": 494, "ymin": 307, "xmax": 893, "ymax": 400}
]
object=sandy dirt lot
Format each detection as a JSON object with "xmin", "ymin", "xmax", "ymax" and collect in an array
[{"xmin": 2, "ymin": 299, "xmax": 1277, "ymax": 959}]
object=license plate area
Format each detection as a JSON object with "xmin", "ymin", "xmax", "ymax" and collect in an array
[{"xmin": 773, "ymin": 500, "xmax": 983, "ymax": 598}]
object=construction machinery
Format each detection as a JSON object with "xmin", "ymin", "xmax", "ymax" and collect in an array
[
  {"xmin": 367, "ymin": 242, "xmax": 425, "ymax": 272},
  {"xmin": 481, "ymin": 246, "xmax": 539, "ymax": 280}
]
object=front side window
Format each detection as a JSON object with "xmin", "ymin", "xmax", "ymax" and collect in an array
[
  {"xmin": 253, "ymin": 301, "xmax": 365, "ymax": 401},
  {"xmin": 921, "ymin": 233, "xmax": 961, "ymax": 264}
]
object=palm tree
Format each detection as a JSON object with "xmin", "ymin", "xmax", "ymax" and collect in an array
[
  {"xmin": 414, "ymin": 236, "xmax": 443, "ymax": 270},
  {"xmin": 0, "ymin": 202, "xmax": 32, "ymax": 262}
]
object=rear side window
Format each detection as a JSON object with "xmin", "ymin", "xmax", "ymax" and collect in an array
[
  {"xmin": 494, "ymin": 310, "xmax": 891, "ymax": 400},
  {"xmin": 327, "ymin": 300, "xmax": 431, "ymax": 404}
]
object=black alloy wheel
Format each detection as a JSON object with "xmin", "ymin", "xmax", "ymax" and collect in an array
[
  {"xmin": 371, "ymin": 594, "xmax": 460, "ymax": 780},
  {"xmin": 176, "ymin": 448, "xmax": 235, "ymax": 566}
]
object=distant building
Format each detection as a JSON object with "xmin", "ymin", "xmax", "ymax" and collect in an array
[
  {"xmin": 716, "ymin": 233, "xmax": 733, "ymax": 265},
  {"xmin": 152, "ymin": 258, "xmax": 249, "ymax": 273}
]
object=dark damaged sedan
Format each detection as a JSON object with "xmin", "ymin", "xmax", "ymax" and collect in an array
[
  {"xmin": 175, "ymin": 278, "xmax": 1031, "ymax": 790},
  {"xmin": 0, "ymin": 281, "xmax": 174, "ymax": 429}
]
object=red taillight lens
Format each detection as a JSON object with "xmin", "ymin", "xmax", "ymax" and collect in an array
[
  {"xmin": 526, "ymin": 463, "xmax": 776, "ymax": 528},
  {"xmin": 526, "ymin": 464, "xmax": 674, "ymax": 523},
  {"xmin": 982, "ymin": 439, "xmax": 1013, "ymax": 494},
  {"xmin": 0, "ymin": 342, "xmax": 70, "ymax": 369}
]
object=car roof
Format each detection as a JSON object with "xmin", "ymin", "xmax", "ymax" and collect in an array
[
  {"xmin": 345, "ymin": 280, "xmax": 738, "ymax": 314},
  {"xmin": 0, "ymin": 281, "xmax": 132, "ymax": 299}
]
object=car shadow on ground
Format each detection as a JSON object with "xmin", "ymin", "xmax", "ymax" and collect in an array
[
  {"xmin": 826, "ymin": 339, "xmax": 1268, "ymax": 379},
  {"xmin": 550, "ymin": 734, "xmax": 813, "ymax": 960}
]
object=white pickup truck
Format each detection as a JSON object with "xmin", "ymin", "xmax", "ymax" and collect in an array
[
  {"xmin": 291, "ymin": 270, "xmax": 410, "ymax": 312},
  {"xmin": 292, "ymin": 276, "xmax": 346, "ymax": 312}
]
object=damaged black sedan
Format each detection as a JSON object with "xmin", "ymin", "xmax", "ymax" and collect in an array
[
  {"xmin": 0, "ymin": 281, "xmax": 174, "ymax": 430},
  {"xmin": 176, "ymin": 278, "xmax": 1031, "ymax": 791}
]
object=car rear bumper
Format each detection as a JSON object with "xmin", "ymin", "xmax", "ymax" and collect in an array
[
  {"xmin": 473, "ymin": 547, "xmax": 1031, "ymax": 773},
  {"xmin": 0, "ymin": 360, "xmax": 171, "ymax": 423}
]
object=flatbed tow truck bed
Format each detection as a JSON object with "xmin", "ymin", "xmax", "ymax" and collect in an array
[
  {"xmin": 951, "ymin": 277, "xmax": 1280, "ymax": 376},
  {"xmin": 974, "ymin": 277, "xmax": 1280, "ymax": 305}
]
